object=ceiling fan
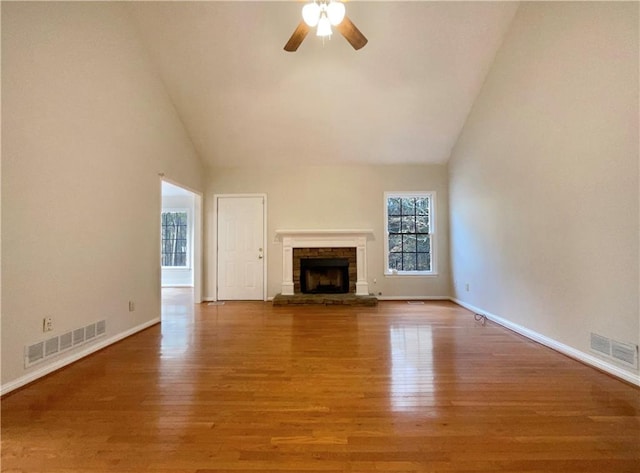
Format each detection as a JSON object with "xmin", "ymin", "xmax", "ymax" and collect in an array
[{"xmin": 284, "ymin": 0, "xmax": 368, "ymax": 52}]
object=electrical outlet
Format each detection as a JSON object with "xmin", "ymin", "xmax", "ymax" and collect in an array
[
  {"xmin": 43, "ymin": 317, "xmax": 53, "ymax": 332},
  {"xmin": 465, "ymin": 283, "xmax": 470, "ymax": 292},
  {"xmin": 128, "ymin": 301, "xmax": 135, "ymax": 312}
]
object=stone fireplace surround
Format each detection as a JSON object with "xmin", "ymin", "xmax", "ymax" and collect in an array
[{"xmin": 275, "ymin": 230, "xmax": 373, "ymax": 296}]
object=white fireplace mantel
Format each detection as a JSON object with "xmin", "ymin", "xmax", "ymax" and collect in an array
[{"xmin": 275, "ymin": 229, "xmax": 374, "ymax": 296}]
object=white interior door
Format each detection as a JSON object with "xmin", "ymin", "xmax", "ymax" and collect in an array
[{"xmin": 217, "ymin": 196, "xmax": 265, "ymax": 300}]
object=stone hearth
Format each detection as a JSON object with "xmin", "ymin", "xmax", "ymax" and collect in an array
[{"xmin": 272, "ymin": 293, "xmax": 378, "ymax": 306}]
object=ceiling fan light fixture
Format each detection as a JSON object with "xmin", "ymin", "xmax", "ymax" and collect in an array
[
  {"xmin": 316, "ymin": 13, "xmax": 332, "ymax": 37},
  {"xmin": 327, "ymin": 1, "xmax": 345, "ymax": 26},
  {"xmin": 284, "ymin": 0, "xmax": 367, "ymax": 52},
  {"xmin": 302, "ymin": 2, "xmax": 321, "ymax": 27}
]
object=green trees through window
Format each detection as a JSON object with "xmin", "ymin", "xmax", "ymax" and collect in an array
[
  {"xmin": 386, "ymin": 194, "xmax": 433, "ymax": 273},
  {"xmin": 161, "ymin": 211, "xmax": 188, "ymax": 267}
]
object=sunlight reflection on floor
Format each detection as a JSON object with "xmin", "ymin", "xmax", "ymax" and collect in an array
[
  {"xmin": 389, "ymin": 325, "xmax": 436, "ymax": 412},
  {"xmin": 160, "ymin": 287, "xmax": 194, "ymax": 359}
]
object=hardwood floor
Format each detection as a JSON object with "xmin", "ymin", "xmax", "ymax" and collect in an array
[{"xmin": 2, "ymin": 290, "xmax": 639, "ymax": 472}]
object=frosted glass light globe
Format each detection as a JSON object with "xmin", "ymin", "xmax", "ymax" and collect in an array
[
  {"xmin": 327, "ymin": 1, "xmax": 345, "ymax": 26},
  {"xmin": 302, "ymin": 3, "xmax": 321, "ymax": 27}
]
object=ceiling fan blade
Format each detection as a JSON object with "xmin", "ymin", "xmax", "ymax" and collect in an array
[
  {"xmin": 284, "ymin": 21, "xmax": 310, "ymax": 52},
  {"xmin": 336, "ymin": 16, "xmax": 368, "ymax": 50}
]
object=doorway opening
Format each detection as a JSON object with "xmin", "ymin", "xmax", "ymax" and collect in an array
[{"xmin": 161, "ymin": 179, "xmax": 203, "ymax": 309}]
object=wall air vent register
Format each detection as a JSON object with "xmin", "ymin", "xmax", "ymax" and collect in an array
[{"xmin": 25, "ymin": 320, "xmax": 107, "ymax": 367}]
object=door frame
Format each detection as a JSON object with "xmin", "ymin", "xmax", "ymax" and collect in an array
[
  {"xmin": 160, "ymin": 177, "xmax": 203, "ymax": 303},
  {"xmin": 213, "ymin": 193, "xmax": 268, "ymax": 301}
]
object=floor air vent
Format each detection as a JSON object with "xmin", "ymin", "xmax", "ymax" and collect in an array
[
  {"xmin": 25, "ymin": 320, "xmax": 106, "ymax": 368},
  {"xmin": 590, "ymin": 333, "xmax": 638, "ymax": 369}
]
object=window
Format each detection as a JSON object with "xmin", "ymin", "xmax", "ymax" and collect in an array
[
  {"xmin": 161, "ymin": 210, "xmax": 188, "ymax": 267},
  {"xmin": 384, "ymin": 192, "xmax": 435, "ymax": 275}
]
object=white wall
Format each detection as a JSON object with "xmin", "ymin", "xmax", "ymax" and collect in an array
[
  {"xmin": 205, "ymin": 165, "xmax": 450, "ymax": 300},
  {"xmin": 1, "ymin": 2, "xmax": 204, "ymax": 390},
  {"xmin": 161, "ymin": 194, "xmax": 195, "ymax": 287},
  {"xmin": 448, "ymin": 2, "xmax": 639, "ymax": 379}
]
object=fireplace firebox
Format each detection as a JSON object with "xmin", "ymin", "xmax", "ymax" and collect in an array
[{"xmin": 300, "ymin": 258, "xmax": 349, "ymax": 294}]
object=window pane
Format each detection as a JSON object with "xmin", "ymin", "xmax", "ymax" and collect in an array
[
  {"xmin": 161, "ymin": 211, "xmax": 188, "ymax": 267},
  {"xmin": 417, "ymin": 253, "xmax": 431, "ymax": 271},
  {"xmin": 389, "ymin": 234, "xmax": 402, "ymax": 253},
  {"xmin": 402, "ymin": 234, "xmax": 416, "ymax": 253},
  {"xmin": 415, "ymin": 215, "xmax": 429, "ymax": 233},
  {"xmin": 401, "ymin": 198, "xmax": 416, "ymax": 215},
  {"xmin": 403, "ymin": 253, "xmax": 417, "ymax": 271},
  {"xmin": 388, "ymin": 216, "xmax": 401, "ymax": 233},
  {"xmin": 388, "ymin": 198, "xmax": 402, "ymax": 216},
  {"xmin": 389, "ymin": 253, "xmax": 402, "ymax": 271},
  {"xmin": 401, "ymin": 216, "xmax": 415, "ymax": 233},
  {"xmin": 385, "ymin": 194, "xmax": 433, "ymax": 274},
  {"xmin": 415, "ymin": 197, "xmax": 430, "ymax": 216},
  {"xmin": 417, "ymin": 235, "xmax": 430, "ymax": 253}
]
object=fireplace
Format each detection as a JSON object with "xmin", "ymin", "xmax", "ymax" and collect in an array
[
  {"xmin": 275, "ymin": 229, "xmax": 373, "ymax": 296},
  {"xmin": 293, "ymin": 247, "xmax": 356, "ymax": 294},
  {"xmin": 300, "ymin": 258, "xmax": 349, "ymax": 294}
]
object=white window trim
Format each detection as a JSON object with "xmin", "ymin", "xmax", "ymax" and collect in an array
[
  {"xmin": 161, "ymin": 208, "xmax": 191, "ymax": 269},
  {"xmin": 383, "ymin": 191, "xmax": 437, "ymax": 276}
]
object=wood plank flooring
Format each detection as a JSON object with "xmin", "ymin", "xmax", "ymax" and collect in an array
[{"xmin": 2, "ymin": 290, "xmax": 639, "ymax": 472}]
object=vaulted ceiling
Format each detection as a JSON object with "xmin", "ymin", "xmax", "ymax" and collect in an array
[{"xmin": 128, "ymin": 1, "xmax": 519, "ymax": 167}]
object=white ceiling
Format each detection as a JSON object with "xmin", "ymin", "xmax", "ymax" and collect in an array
[{"xmin": 129, "ymin": 1, "xmax": 518, "ymax": 167}]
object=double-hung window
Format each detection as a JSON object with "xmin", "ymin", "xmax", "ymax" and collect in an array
[
  {"xmin": 384, "ymin": 192, "xmax": 435, "ymax": 275},
  {"xmin": 161, "ymin": 210, "xmax": 189, "ymax": 267}
]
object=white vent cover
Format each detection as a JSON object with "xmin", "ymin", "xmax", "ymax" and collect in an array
[
  {"xmin": 25, "ymin": 320, "xmax": 106, "ymax": 368},
  {"xmin": 590, "ymin": 332, "xmax": 638, "ymax": 369},
  {"xmin": 611, "ymin": 340, "xmax": 638, "ymax": 368},
  {"xmin": 85, "ymin": 324, "xmax": 96, "ymax": 340},
  {"xmin": 96, "ymin": 320, "xmax": 106, "ymax": 335},
  {"xmin": 45, "ymin": 337, "xmax": 59, "ymax": 357},
  {"xmin": 60, "ymin": 331, "xmax": 73, "ymax": 351},
  {"xmin": 27, "ymin": 342, "xmax": 44, "ymax": 365},
  {"xmin": 590, "ymin": 333, "xmax": 611, "ymax": 356}
]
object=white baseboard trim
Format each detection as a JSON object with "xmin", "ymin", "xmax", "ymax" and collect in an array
[
  {"xmin": 1, "ymin": 318, "xmax": 161, "ymax": 396},
  {"xmin": 377, "ymin": 295, "xmax": 450, "ymax": 301},
  {"xmin": 451, "ymin": 298, "xmax": 640, "ymax": 387}
]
